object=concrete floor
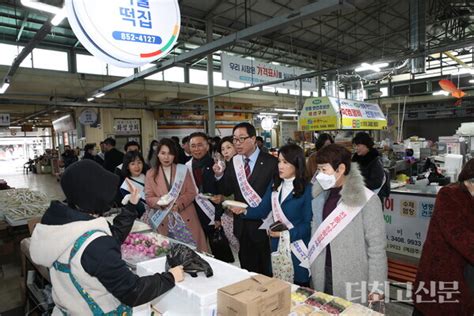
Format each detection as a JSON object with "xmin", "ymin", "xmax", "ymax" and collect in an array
[{"xmin": 0, "ymin": 167, "xmax": 414, "ymax": 315}]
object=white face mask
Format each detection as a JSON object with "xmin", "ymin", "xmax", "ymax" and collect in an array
[
  {"xmin": 152, "ymin": 145, "xmax": 158, "ymax": 151},
  {"xmin": 316, "ymin": 172, "xmax": 337, "ymax": 190}
]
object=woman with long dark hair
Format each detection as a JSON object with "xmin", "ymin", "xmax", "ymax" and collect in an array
[
  {"xmin": 229, "ymin": 143, "xmax": 312, "ymax": 286},
  {"xmin": 144, "ymin": 138, "xmax": 208, "ymax": 252},
  {"xmin": 120, "ymin": 151, "xmax": 147, "ymax": 217}
]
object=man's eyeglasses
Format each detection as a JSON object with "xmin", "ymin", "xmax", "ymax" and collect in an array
[{"xmin": 232, "ymin": 136, "xmax": 251, "ymax": 144}]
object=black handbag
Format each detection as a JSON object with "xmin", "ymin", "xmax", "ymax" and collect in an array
[
  {"xmin": 269, "ymin": 220, "xmax": 288, "ymax": 232},
  {"xmin": 209, "ymin": 227, "xmax": 234, "ymax": 263}
]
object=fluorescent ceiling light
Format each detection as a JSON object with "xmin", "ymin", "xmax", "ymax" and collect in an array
[
  {"xmin": 52, "ymin": 115, "xmax": 70, "ymax": 125},
  {"xmin": 21, "ymin": 0, "xmax": 62, "ymax": 14},
  {"xmin": 432, "ymin": 90, "xmax": 450, "ymax": 96},
  {"xmin": 0, "ymin": 83, "xmax": 10, "ymax": 94},
  {"xmin": 355, "ymin": 62, "xmax": 389, "ymax": 73},
  {"xmin": 9, "ymin": 126, "xmax": 21, "ymax": 129},
  {"xmin": 94, "ymin": 92, "xmax": 105, "ymax": 98},
  {"xmin": 274, "ymin": 108, "xmax": 296, "ymax": 113},
  {"xmin": 282, "ymin": 113, "xmax": 298, "ymax": 117},
  {"xmin": 87, "ymin": 97, "xmax": 95, "ymax": 102},
  {"xmin": 259, "ymin": 112, "xmax": 278, "ymax": 116}
]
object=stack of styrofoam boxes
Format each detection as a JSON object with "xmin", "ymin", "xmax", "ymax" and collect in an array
[{"xmin": 133, "ymin": 254, "xmax": 253, "ymax": 316}]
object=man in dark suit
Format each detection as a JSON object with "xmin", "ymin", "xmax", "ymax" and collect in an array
[
  {"xmin": 214, "ymin": 122, "xmax": 278, "ymax": 275},
  {"xmin": 187, "ymin": 133, "xmax": 225, "ymax": 249},
  {"xmin": 103, "ymin": 137, "xmax": 124, "ymax": 173}
]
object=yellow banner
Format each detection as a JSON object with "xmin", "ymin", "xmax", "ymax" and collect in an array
[
  {"xmin": 341, "ymin": 118, "xmax": 387, "ymax": 130},
  {"xmin": 300, "ymin": 116, "xmax": 338, "ymax": 131}
]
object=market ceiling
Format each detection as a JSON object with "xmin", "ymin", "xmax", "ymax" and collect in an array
[
  {"xmin": 0, "ymin": 0, "xmax": 473, "ymax": 116},
  {"xmin": 1, "ymin": 0, "xmax": 472, "ymax": 70}
]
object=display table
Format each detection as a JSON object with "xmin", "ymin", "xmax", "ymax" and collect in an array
[{"xmin": 132, "ymin": 255, "xmax": 382, "ymax": 316}]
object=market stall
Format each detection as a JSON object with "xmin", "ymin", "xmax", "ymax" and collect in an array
[{"xmin": 382, "ymin": 184, "xmax": 437, "ymax": 258}]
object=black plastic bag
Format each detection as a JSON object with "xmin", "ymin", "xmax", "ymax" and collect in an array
[
  {"xmin": 209, "ymin": 227, "xmax": 234, "ymax": 263},
  {"xmin": 165, "ymin": 244, "xmax": 213, "ymax": 278}
]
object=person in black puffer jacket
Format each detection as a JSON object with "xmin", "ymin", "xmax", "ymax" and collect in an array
[{"xmin": 352, "ymin": 132, "xmax": 387, "ymax": 199}]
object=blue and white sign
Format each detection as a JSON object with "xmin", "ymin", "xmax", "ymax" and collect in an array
[
  {"xmin": 221, "ymin": 53, "xmax": 316, "ymax": 91},
  {"xmin": 79, "ymin": 109, "xmax": 98, "ymax": 125},
  {"xmin": 65, "ymin": 0, "xmax": 180, "ymax": 68}
]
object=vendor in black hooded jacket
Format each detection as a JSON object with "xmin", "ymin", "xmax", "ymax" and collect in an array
[
  {"xmin": 29, "ymin": 160, "xmax": 184, "ymax": 315},
  {"xmin": 351, "ymin": 132, "xmax": 385, "ymax": 192}
]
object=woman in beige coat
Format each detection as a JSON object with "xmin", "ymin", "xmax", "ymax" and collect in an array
[{"xmin": 145, "ymin": 138, "xmax": 208, "ymax": 252}]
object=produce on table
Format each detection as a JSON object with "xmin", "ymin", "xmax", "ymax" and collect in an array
[
  {"xmin": 0, "ymin": 188, "xmax": 49, "ymax": 221},
  {"xmin": 121, "ymin": 232, "xmax": 170, "ymax": 263}
]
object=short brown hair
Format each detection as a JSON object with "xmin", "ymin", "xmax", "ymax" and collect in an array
[{"xmin": 315, "ymin": 144, "xmax": 352, "ymax": 175}]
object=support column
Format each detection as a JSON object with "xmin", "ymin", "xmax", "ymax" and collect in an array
[
  {"xmin": 206, "ymin": 20, "xmax": 215, "ymax": 137},
  {"xmin": 317, "ymin": 52, "xmax": 322, "ymax": 97}
]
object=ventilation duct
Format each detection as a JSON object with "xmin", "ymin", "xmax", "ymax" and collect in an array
[{"xmin": 409, "ymin": 0, "xmax": 426, "ymax": 74}]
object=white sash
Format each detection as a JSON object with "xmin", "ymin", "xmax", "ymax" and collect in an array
[
  {"xmin": 233, "ymin": 155, "xmax": 262, "ymax": 208},
  {"xmin": 271, "ymin": 191, "xmax": 294, "ymax": 230},
  {"xmin": 291, "ymin": 240, "xmax": 311, "ymax": 275},
  {"xmin": 150, "ymin": 164, "xmax": 187, "ymax": 229},
  {"xmin": 307, "ymin": 187, "xmax": 375, "ymax": 265},
  {"xmin": 186, "ymin": 159, "xmax": 215, "ymax": 225}
]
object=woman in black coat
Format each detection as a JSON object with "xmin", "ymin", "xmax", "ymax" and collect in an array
[{"xmin": 351, "ymin": 132, "xmax": 385, "ymax": 192}]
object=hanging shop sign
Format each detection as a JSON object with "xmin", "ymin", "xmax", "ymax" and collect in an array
[
  {"xmin": 65, "ymin": 0, "xmax": 180, "ymax": 68},
  {"xmin": 0, "ymin": 113, "xmax": 10, "ymax": 126},
  {"xmin": 298, "ymin": 97, "xmax": 387, "ymax": 131},
  {"xmin": 113, "ymin": 118, "xmax": 141, "ymax": 135},
  {"xmin": 52, "ymin": 114, "xmax": 76, "ymax": 133},
  {"xmin": 383, "ymin": 194, "xmax": 434, "ymax": 258},
  {"xmin": 221, "ymin": 53, "xmax": 316, "ymax": 91},
  {"xmin": 79, "ymin": 109, "xmax": 98, "ymax": 125}
]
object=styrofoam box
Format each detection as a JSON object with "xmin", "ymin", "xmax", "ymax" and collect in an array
[{"xmin": 135, "ymin": 254, "xmax": 253, "ymax": 316}]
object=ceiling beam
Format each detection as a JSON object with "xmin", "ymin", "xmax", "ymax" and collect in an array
[
  {"xmin": 90, "ymin": 0, "xmax": 355, "ymax": 97},
  {"xmin": 3, "ymin": 21, "xmax": 51, "ymax": 84}
]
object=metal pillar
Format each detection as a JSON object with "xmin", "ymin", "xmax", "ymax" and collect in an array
[
  {"xmin": 317, "ymin": 52, "xmax": 322, "ymax": 97},
  {"xmin": 206, "ymin": 20, "xmax": 216, "ymax": 137}
]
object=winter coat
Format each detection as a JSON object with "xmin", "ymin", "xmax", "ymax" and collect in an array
[
  {"xmin": 311, "ymin": 163, "xmax": 387, "ymax": 302},
  {"xmin": 243, "ymin": 183, "xmax": 313, "ymax": 284},
  {"xmin": 145, "ymin": 164, "xmax": 208, "ymax": 253},
  {"xmin": 29, "ymin": 201, "xmax": 175, "ymax": 315},
  {"xmin": 414, "ymin": 183, "xmax": 474, "ymax": 315},
  {"xmin": 352, "ymin": 148, "xmax": 385, "ymax": 191}
]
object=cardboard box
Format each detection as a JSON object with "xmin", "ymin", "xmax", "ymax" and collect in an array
[{"xmin": 217, "ymin": 274, "xmax": 290, "ymax": 316}]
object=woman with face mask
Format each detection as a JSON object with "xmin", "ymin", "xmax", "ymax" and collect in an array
[
  {"xmin": 413, "ymin": 158, "xmax": 474, "ymax": 316},
  {"xmin": 311, "ymin": 144, "xmax": 387, "ymax": 305},
  {"xmin": 229, "ymin": 144, "xmax": 313, "ymax": 286}
]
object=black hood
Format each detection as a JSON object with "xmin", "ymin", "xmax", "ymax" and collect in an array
[
  {"xmin": 352, "ymin": 148, "xmax": 380, "ymax": 166},
  {"xmin": 41, "ymin": 200, "xmax": 93, "ymax": 225},
  {"xmin": 61, "ymin": 159, "xmax": 119, "ymax": 214}
]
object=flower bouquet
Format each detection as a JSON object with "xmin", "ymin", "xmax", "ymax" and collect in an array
[{"xmin": 121, "ymin": 232, "xmax": 170, "ymax": 266}]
